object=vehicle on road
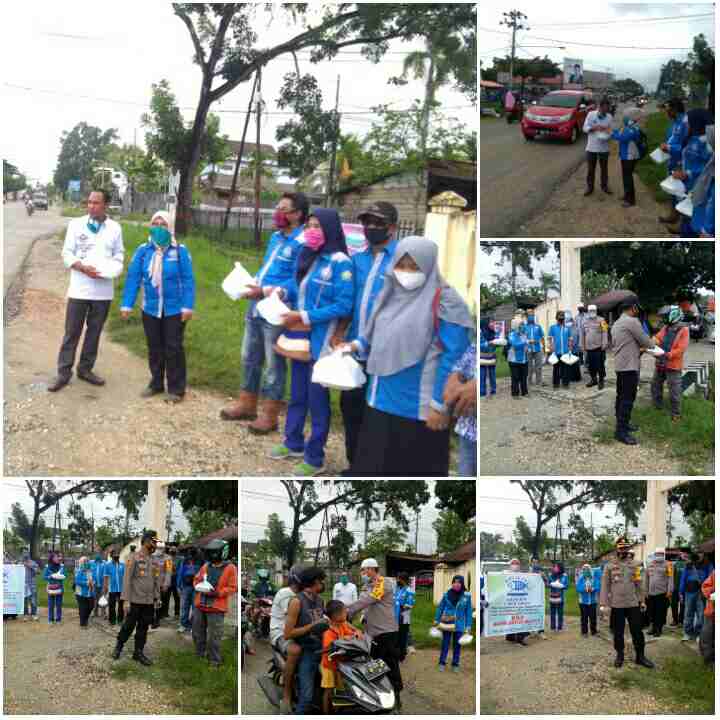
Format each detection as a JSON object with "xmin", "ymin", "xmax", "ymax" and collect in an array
[
  {"xmin": 415, "ymin": 570, "xmax": 434, "ymax": 587},
  {"xmin": 521, "ymin": 90, "xmax": 595, "ymax": 144},
  {"xmin": 31, "ymin": 192, "xmax": 48, "ymax": 210},
  {"xmin": 248, "ymin": 595, "xmax": 273, "ymax": 639}
]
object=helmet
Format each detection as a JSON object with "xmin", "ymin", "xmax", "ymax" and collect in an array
[
  {"xmin": 256, "ymin": 567, "xmax": 269, "ymax": 578},
  {"xmin": 204, "ymin": 539, "xmax": 229, "ymax": 563},
  {"xmin": 288, "ymin": 565, "xmax": 305, "ymax": 586},
  {"xmin": 666, "ymin": 306, "xmax": 683, "ymax": 325}
]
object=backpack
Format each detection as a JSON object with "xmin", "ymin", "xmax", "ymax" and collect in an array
[{"xmin": 635, "ymin": 127, "xmax": 649, "ymax": 160}]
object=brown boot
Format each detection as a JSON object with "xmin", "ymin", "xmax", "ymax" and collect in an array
[
  {"xmin": 248, "ymin": 399, "xmax": 285, "ymax": 435},
  {"xmin": 658, "ymin": 207, "xmax": 680, "ymax": 224},
  {"xmin": 220, "ymin": 391, "xmax": 258, "ymax": 421}
]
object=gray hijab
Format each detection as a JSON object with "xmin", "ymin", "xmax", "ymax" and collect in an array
[
  {"xmin": 691, "ymin": 125, "xmax": 715, "ymax": 207},
  {"xmin": 363, "ymin": 235, "xmax": 474, "ymax": 376}
]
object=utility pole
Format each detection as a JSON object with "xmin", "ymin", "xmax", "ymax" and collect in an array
[
  {"xmin": 224, "ymin": 71, "xmax": 259, "ymax": 232},
  {"xmin": 253, "ymin": 67, "xmax": 263, "ymax": 248},
  {"xmin": 325, "ymin": 74, "xmax": 341, "ymax": 208},
  {"xmin": 500, "ymin": 10, "xmax": 529, "ymax": 95},
  {"xmin": 414, "ymin": 511, "xmax": 420, "ymax": 553}
]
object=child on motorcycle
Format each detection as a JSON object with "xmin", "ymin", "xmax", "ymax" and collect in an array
[{"xmin": 321, "ymin": 600, "xmax": 364, "ymax": 714}]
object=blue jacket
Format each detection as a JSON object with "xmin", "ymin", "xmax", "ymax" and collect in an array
[
  {"xmin": 548, "ymin": 572, "xmax": 569, "ymax": 604},
  {"xmin": 681, "ymin": 135, "xmax": 713, "ymax": 193},
  {"xmin": 548, "ymin": 323, "xmax": 573, "ymax": 355},
  {"xmin": 434, "ymin": 590, "xmax": 474, "ymax": 633},
  {"xmin": 285, "ymin": 251, "xmax": 355, "ymax": 361},
  {"xmin": 74, "ymin": 566, "xmax": 95, "ymax": 598},
  {"xmin": 507, "ymin": 330, "xmax": 528, "ymax": 363},
  {"xmin": 121, "ymin": 242, "xmax": 195, "ymax": 318},
  {"xmin": 691, "ymin": 178, "xmax": 714, "ymax": 236},
  {"xmin": 90, "ymin": 559, "xmax": 105, "ymax": 590},
  {"xmin": 254, "ymin": 225, "xmax": 306, "ymax": 298},
  {"xmin": 104, "ymin": 561, "xmax": 125, "ymax": 594},
  {"xmin": 177, "ymin": 559, "xmax": 200, "ymax": 591},
  {"xmin": 666, "ymin": 113, "xmax": 689, "ymax": 171},
  {"xmin": 611, "ymin": 123, "xmax": 641, "ymax": 160},
  {"xmin": 523, "ymin": 322, "xmax": 544, "ymax": 352},
  {"xmin": 394, "ymin": 585, "xmax": 416, "ymax": 623},
  {"xmin": 346, "ymin": 240, "xmax": 399, "ymax": 343},
  {"xmin": 679, "ymin": 564, "xmax": 713, "ymax": 594},
  {"xmin": 43, "ymin": 564, "xmax": 67, "ymax": 593},
  {"xmin": 575, "ymin": 570, "xmax": 601, "ymax": 605}
]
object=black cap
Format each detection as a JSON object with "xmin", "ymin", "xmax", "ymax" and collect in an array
[
  {"xmin": 357, "ymin": 201, "xmax": 398, "ymax": 225},
  {"xmin": 618, "ymin": 294, "xmax": 640, "ymax": 311}
]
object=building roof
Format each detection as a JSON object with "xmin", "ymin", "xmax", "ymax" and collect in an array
[
  {"xmin": 442, "ymin": 540, "xmax": 476, "ymax": 563},
  {"xmin": 179, "ymin": 525, "xmax": 238, "ymax": 550},
  {"xmin": 480, "ymin": 80, "xmax": 504, "ymax": 89},
  {"xmin": 348, "ymin": 550, "xmax": 440, "ymax": 567},
  {"xmin": 587, "ymin": 289, "xmax": 637, "ymax": 313},
  {"xmin": 227, "ymin": 140, "xmax": 277, "ymax": 158}
]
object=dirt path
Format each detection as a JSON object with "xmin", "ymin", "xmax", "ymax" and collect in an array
[
  {"xmin": 3, "ymin": 609, "xmax": 192, "ymax": 714},
  {"xmin": 4, "ymin": 233, "xmax": 349, "ymax": 476},
  {"xmin": 242, "ymin": 637, "xmax": 476, "ymax": 715},
  {"xmin": 481, "ymin": 615, "xmax": 704, "ymax": 714}
]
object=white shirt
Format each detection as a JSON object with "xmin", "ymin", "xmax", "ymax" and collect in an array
[
  {"xmin": 61, "ymin": 215, "xmax": 124, "ymax": 301},
  {"xmin": 583, "ymin": 110, "xmax": 613, "ymax": 153},
  {"xmin": 333, "ymin": 581, "xmax": 358, "ymax": 606},
  {"xmin": 269, "ymin": 586, "xmax": 296, "ymax": 643}
]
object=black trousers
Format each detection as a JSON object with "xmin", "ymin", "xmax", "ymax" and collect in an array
[
  {"xmin": 587, "ymin": 349, "xmax": 606, "ymax": 382},
  {"xmin": 349, "ymin": 405, "xmax": 450, "ymax": 477},
  {"xmin": 586, "ymin": 151, "xmax": 610, "ymax": 191},
  {"xmin": 108, "ymin": 592, "xmax": 124, "ymax": 624},
  {"xmin": 398, "ymin": 622, "xmax": 411, "ymax": 662},
  {"xmin": 509, "ymin": 361, "xmax": 528, "ymax": 396},
  {"xmin": 371, "ymin": 631, "xmax": 403, "ymax": 694},
  {"xmin": 142, "ymin": 312, "xmax": 187, "ymax": 395},
  {"xmin": 340, "ymin": 384, "xmax": 367, "ymax": 466},
  {"xmin": 580, "ymin": 603, "xmax": 598, "ymax": 635},
  {"xmin": 671, "ymin": 589, "xmax": 685, "ymax": 624},
  {"xmin": 647, "ymin": 593, "xmax": 668, "ymax": 633},
  {"xmin": 117, "ymin": 602, "xmax": 154, "ymax": 654},
  {"xmin": 161, "ymin": 582, "xmax": 180, "ymax": 617},
  {"xmin": 615, "ymin": 370, "xmax": 639, "ymax": 434},
  {"xmin": 621, "ymin": 159, "xmax": 637, "ymax": 203},
  {"xmin": 553, "ymin": 361, "xmax": 572, "ymax": 387},
  {"xmin": 57, "ymin": 298, "xmax": 111, "ymax": 377},
  {"xmin": 77, "ymin": 595, "xmax": 95, "ymax": 626},
  {"xmin": 610, "ymin": 606, "xmax": 645, "ymax": 656}
]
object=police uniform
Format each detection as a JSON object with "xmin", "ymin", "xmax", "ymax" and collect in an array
[
  {"xmin": 600, "ymin": 552, "xmax": 653, "ymax": 667},
  {"xmin": 152, "ymin": 550, "xmax": 170, "ymax": 627},
  {"xmin": 644, "ymin": 554, "xmax": 672, "ymax": 636}
]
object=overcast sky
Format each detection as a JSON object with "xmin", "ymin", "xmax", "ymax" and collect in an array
[
  {"xmin": 478, "ymin": 480, "xmax": 692, "ymax": 548},
  {"xmin": 480, "ymin": 242, "xmax": 559, "ymax": 289},
  {"xmin": 1, "ymin": 4, "xmax": 476, "ymax": 186},
  {"xmin": 240, "ymin": 480, "xmax": 463, "ymax": 555},
  {"xmin": 480, "ymin": 2, "xmax": 715, "ymax": 92}
]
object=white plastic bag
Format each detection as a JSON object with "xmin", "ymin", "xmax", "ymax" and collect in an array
[
  {"xmin": 312, "ymin": 349, "xmax": 366, "ymax": 390},
  {"xmin": 650, "ymin": 147, "xmax": 670, "ymax": 164},
  {"xmin": 428, "ymin": 626, "xmax": 442, "ymax": 639},
  {"xmin": 196, "ymin": 580, "xmax": 215, "ymax": 593},
  {"xmin": 595, "ymin": 132, "xmax": 610, "ymax": 142},
  {"xmin": 660, "ymin": 176, "xmax": 687, "ymax": 198},
  {"xmin": 561, "ymin": 353, "xmax": 579, "ymax": 365},
  {"xmin": 98, "ymin": 594, "xmax": 108, "ymax": 608},
  {"xmin": 550, "ymin": 580, "xmax": 565, "ymax": 589},
  {"xmin": 547, "ymin": 352, "xmax": 559, "ymax": 366},
  {"xmin": 491, "ymin": 338, "xmax": 507, "ymax": 346},
  {"xmin": 222, "ymin": 261, "xmax": 256, "ymax": 301},
  {"xmin": 51, "ymin": 572, "xmax": 65, "ymax": 580},
  {"xmin": 647, "ymin": 346, "xmax": 665, "ymax": 357},
  {"xmin": 676, "ymin": 195, "xmax": 693, "ymax": 217},
  {"xmin": 458, "ymin": 633, "xmax": 474, "ymax": 646},
  {"xmin": 256, "ymin": 292, "xmax": 290, "ymax": 325},
  {"xmin": 95, "ymin": 259, "xmax": 124, "ymax": 280}
]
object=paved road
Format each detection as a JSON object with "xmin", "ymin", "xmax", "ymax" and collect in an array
[
  {"xmin": 480, "ymin": 102, "xmax": 658, "ymax": 237},
  {"xmin": 3, "ymin": 200, "xmax": 65, "ymax": 297}
]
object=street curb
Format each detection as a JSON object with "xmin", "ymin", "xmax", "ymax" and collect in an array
[{"xmin": 4, "ymin": 225, "xmax": 64, "ymax": 302}]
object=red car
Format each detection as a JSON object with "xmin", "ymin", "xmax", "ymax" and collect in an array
[{"xmin": 521, "ymin": 90, "xmax": 595, "ymax": 144}]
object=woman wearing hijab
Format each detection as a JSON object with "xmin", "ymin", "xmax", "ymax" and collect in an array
[
  {"xmin": 268, "ymin": 208, "xmax": 354, "ymax": 476},
  {"xmin": 74, "ymin": 556, "xmax": 96, "ymax": 628},
  {"xmin": 433, "ymin": 575, "xmax": 474, "ymax": 672},
  {"xmin": 610, "ymin": 107, "xmax": 642, "ymax": 207},
  {"xmin": 548, "ymin": 562, "xmax": 569, "ymax": 631},
  {"xmin": 347, "ymin": 236, "xmax": 474, "ymax": 477},
  {"xmin": 120, "ymin": 211, "xmax": 195, "ymax": 403},
  {"xmin": 688, "ymin": 125, "xmax": 715, "ymax": 238},
  {"xmin": 479, "ymin": 318, "xmax": 497, "ymax": 397},
  {"xmin": 43, "ymin": 551, "xmax": 66, "ymax": 624}
]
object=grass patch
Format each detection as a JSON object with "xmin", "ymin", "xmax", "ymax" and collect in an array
[
  {"xmin": 112, "ymin": 636, "xmax": 238, "ymax": 714},
  {"xmin": 494, "ymin": 353, "xmax": 510, "ymax": 379},
  {"xmin": 611, "ymin": 652, "xmax": 714, "ymax": 714},
  {"xmin": 635, "ymin": 112, "xmax": 672, "ymax": 203}
]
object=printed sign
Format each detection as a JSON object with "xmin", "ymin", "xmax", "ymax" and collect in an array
[
  {"xmin": 3, "ymin": 564, "xmax": 26, "ymax": 615},
  {"xmin": 343, "ymin": 223, "xmax": 367, "ymax": 256},
  {"xmin": 563, "ymin": 58, "xmax": 584, "ymax": 87},
  {"xmin": 482, "ymin": 572, "xmax": 545, "ymax": 637}
]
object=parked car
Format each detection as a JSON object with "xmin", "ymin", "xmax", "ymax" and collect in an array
[
  {"xmin": 415, "ymin": 571, "xmax": 434, "ymax": 587},
  {"xmin": 31, "ymin": 192, "xmax": 48, "ymax": 210},
  {"xmin": 521, "ymin": 90, "xmax": 595, "ymax": 144}
]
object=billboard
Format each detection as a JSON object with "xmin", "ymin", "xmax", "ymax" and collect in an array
[
  {"xmin": 563, "ymin": 58, "xmax": 584, "ymax": 87},
  {"xmin": 3, "ymin": 564, "xmax": 25, "ymax": 615},
  {"xmin": 482, "ymin": 571, "xmax": 545, "ymax": 637}
]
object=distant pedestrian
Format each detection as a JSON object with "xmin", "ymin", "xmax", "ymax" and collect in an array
[
  {"xmin": 43, "ymin": 551, "xmax": 66, "ymax": 624},
  {"xmin": 548, "ymin": 562, "xmax": 569, "ymax": 631},
  {"xmin": 576, "ymin": 564, "xmax": 601, "ymax": 636},
  {"xmin": 22, "ymin": 551, "xmax": 39, "ymax": 621},
  {"xmin": 394, "ymin": 572, "xmax": 415, "ymax": 662},
  {"xmin": 651, "ymin": 306, "xmax": 689, "ymax": 423},
  {"xmin": 583, "ymin": 97, "xmax": 613, "ymax": 196},
  {"xmin": 580, "ymin": 305, "xmax": 608, "ymax": 389},
  {"xmin": 74, "ymin": 556, "xmax": 96, "ymax": 628},
  {"xmin": 332, "ymin": 571, "xmax": 358, "ymax": 606},
  {"xmin": 507, "ymin": 318, "xmax": 529, "ymax": 398},
  {"xmin": 479, "ymin": 319, "xmax": 497, "ymax": 397},
  {"xmin": 91, "ymin": 552, "xmax": 107, "ymax": 618},
  {"xmin": 680, "ymin": 553, "xmax": 705, "ymax": 642},
  {"xmin": 103, "ymin": 550, "xmax": 125, "ymax": 626},
  {"xmin": 176, "ymin": 548, "xmax": 200, "ymax": 633},
  {"xmin": 524, "ymin": 309, "xmax": 545, "ymax": 386},
  {"xmin": 433, "ymin": 575, "xmax": 473, "ymax": 672},
  {"xmin": 610, "ymin": 108, "xmax": 642, "ymax": 207},
  {"xmin": 548, "ymin": 311, "xmax": 573, "ymax": 388}
]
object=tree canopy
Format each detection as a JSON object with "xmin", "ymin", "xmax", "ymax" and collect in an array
[
  {"xmin": 170, "ymin": 480, "xmax": 237, "ymax": 521},
  {"xmin": 435, "ymin": 480, "xmax": 476, "ymax": 522}
]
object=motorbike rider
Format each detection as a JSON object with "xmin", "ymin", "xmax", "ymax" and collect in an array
[
  {"xmin": 25, "ymin": 194, "xmax": 34, "ymax": 215},
  {"xmin": 253, "ymin": 568, "xmax": 275, "ymax": 597}
]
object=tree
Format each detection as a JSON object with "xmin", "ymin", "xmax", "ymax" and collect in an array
[
  {"xmin": 687, "ymin": 34, "xmax": 714, "ymax": 109},
  {"xmin": 171, "ymin": 480, "xmax": 237, "ymax": 521},
  {"xmin": 655, "ymin": 58, "xmax": 690, "ymax": 99},
  {"xmin": 3, "ymin": 528, "xmax": 26, "ymax": 557},
  {"xmin": 686, "ymin": 510, "xmax": 714, "ymax": 546},
  {"xmin": 567, "ymin": 513, "xmax": 593, "ymax": 558},
  {"xmin": 95, "ymin": 524, "xmax": 115, "ymax": 550},
  {"xmin": 104, "ymin": 144, "xmax": 168, "ymax": 194},
  {"xmin": 354, "ymin": 500, "xmax": 381, "ymax": 545},
  {"xmin": 113, "ymin": 481, "xmax": 147, "ymax": 546},
  {"xmin": 361, "ymin": 525, "xmax": 407, "ymax": 560},
  {"xmin": 491, "ymin": 54, "xmax": 560, "ymax": 97},
  {"xmin": 254, "ymin": 513, "xmax": 294, "ymax": 567},
  {"xmin": 279, "ymin": 480, "xmax": 429, "ymax": 567},
  {"xmin": 673, "ymin": 534, "xmax": 689, "ymax": 548},
  {"xmin": 3, "ymin": 160, "xmax": 26, "ymax": 195},
  {"xmin": 435, "ymin": 480, "xmax": 476, "ymax": 522},
  {"xmin": 479, "ymin": 531, "xmax": 504, "ymax": 559},
  {"xmin": 538, "ymin": 271, "xmax": 560, "ymax": 302},
  {"xmin": 480, "ymin": 242, "xmax": 550, "ymax": 301},
  {"xmin": 53, "ymin": 122, "xmax": 119, "ymax": 195},
  {"xmin": 668, "ymin": 480, "xmax": 714, "ymax": 516},
  {"xmin": 185, "ymin": 508, "xmax": 228, "ymax": 541},
  {"xmin": 594, "ymin": 531, "xmax": 616, "ymax": 557},
  {"xmin": 67, "ymin": 501, "xmax": 93, "ymax": 548},
  {"xmin": 9, "ymin": 503, "xmax": 46, "ymax": 546},
  {"xmin": 328, "ymin": 515, "xmax": 356, "ymax": 569},
  {"xmin": 611, "ymin": 78, "xmax": 644, "ymax": 98},
  {"xmin": 433, "ymin": 510, "xmax": 474, "ymax": 553},
  {"xmin": 513, "ymin": 516, "xmax": 548, "ymax": 559},
  {"xmin": 169, "ymin": 3, "xmax": 476, "ymax": 235},
  {"xmin": 582, "ymin": 269, "xmax": 628, "ymax": 302}
]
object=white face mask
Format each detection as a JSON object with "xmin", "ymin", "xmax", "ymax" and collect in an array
[
  {"xmin": 588, "ymin": 310, "xmax": 597, "ymax": 319},
  {"xmin": 394, "ymin": 269, "xmax": 426, "ymax": 291}
]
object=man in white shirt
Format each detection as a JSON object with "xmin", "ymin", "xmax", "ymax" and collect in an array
[
  {"xmin": 332, "ymin": 570, "xmax": 358, "ymax": 605},
  {"xmin": 582, "ymin": 97, "xmax": 614, "ymax": 197},
  {"xmin": 48, "ymin": 190, "xmax": 124, "ymax": 392}
]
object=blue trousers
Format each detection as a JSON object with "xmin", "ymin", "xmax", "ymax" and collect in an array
[
  {"xmin": 240, "ymin": 314, "xmax": 287, "ymax": 400},
  {"xmin": 439, "ymin": 630, "xmax": 462, "ymax": 667},
  {"xmin": 48, "ymin": 593, "xmax": 63, "ymax": 622},
  {"xmin": 550, "ymin": 601, "xmax": 564, "ymax": 630},
  {"xmin": 24, "ymin": 589, "xmax": 38, "ymax": 616},
  {"xmin": 458, "ymin": 436, "xmax": 477, "ymax": 477},
  {"xmin": 480, "ymin": 365, "xmax": 496, "ymax": 396},
  {"xmin": 294, "ymin": 647, "xmax": 320, "ymax": 714},
  {"xmin": 684, "ymin": 591, "xmax": 703, "ymax": 638},
  {"xmin": 284, "ymin": 359, "xmax": 331, "ymax": 469},
  {"xmin": 180, "ymin": 585, "xmax": 194, "ymax": 629}
]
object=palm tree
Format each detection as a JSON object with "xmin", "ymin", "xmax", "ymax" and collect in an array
[
  {"xmin": 539, "ymin": 272, "xmax": 560, "ymax": 302},
  {"xmin": 354, "ymin": 501, "xmax": 381, "ymax": 545}
]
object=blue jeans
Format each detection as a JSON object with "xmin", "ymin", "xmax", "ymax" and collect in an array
[
  {"xmin": 295, "ymin": 647, "xmax": 320, "ymax": 714},
  {"xmin": 48, "ymin": 593, "xmax": 63, "ymax": 622},
  {"xmin": 439, "ymin": 630, "xmax": 462, "ymax": 667},
  {"xmin": 240, "ymin": 313, "xmax": 286, "ymax": 400},
  {"xmin": 480, "ymin": 365, "xmax": 496, "ymax": 396},
  {"xmin": 24, "ymin": 588, "xmax": 38, "ymax": 616},
  {"xmin": 550, "ymin": 602, "xmax": 564, "ymax": 630},
  {"xmin": 684, "ymin": 591, "xmax": 703, "ymax": 638},
  {"xmin": 284, "ymin": 359, "xmax": 331, "ymax": 469},
  {"xmin": 180, "ymin": 585, "xmax": 194, "ymax": 629},
  {"xmin": 458, "ymin": 435, "xmax": 477, "ymax": 477}
]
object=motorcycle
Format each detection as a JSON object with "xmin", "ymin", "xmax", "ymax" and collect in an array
[
  {"xmin": 25, "ymin": 200, "xmax": 34, "ymax": 216},
  {"xmin": 505, "ymin": 100, "xmax": 525, "ymax": 124},
  {"xmin": 241, "ymin": 595, "xmax": 251, "ymax": 670},
  {"xmin": 688, "ymin": 312, "xmax": 706, "ymax": 342},
  {"xmin": 248, "ymin": 595, "xmax": 273, "ymax": 639},
  {"xmin": 258, "ymin": 634, "xmax": 397, "ymax": 714}
]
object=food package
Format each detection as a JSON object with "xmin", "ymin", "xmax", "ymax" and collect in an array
[
  {"xmin": 560, "ymin": 353, "xmax": 579, "ymax": 365},
  {"xmin": 660, "ymin": 176, "xmax": 687, "ymax": 197},
  {"xmin": 647, "ymin": 346, "xmax": 665, "ymax": 357},
  {"xmin": 458, "ymin": 633, "xmax": 474, "ymax": 646},
  {"xmin": 98, "ymin": 594, "xmax": 109, "ymax": 608},
  {"xmin": 312, "ymin": 349, "xmax": 366, "ymax": 390},
  {"xmin": 650, "ymin": 147, "xmax": 670, "ymax": 164},
  {"xmin": 676, "ymin": 196, "xmax": 693, "ymax": 217},
  {"xmin": 256, "ymin": 292, "xmax": 290, "ymax": 325},
  {"xmin": 547, "ymin": 352, "xmax": 559, "ymax": 365},
  {"xmin": 222, "ymin": 261, "xmax": 257, "ymax": 300},
  {"xmin": 429, "ymin": 626, "xmax": 442, "ymax": 639},
  {"xmin": 195, "ymin": 580, "xmax": 215, "ymax": 593},
  {"xmin": 491, "ymin": 338, "xmax": 507, "ymax": 346}
]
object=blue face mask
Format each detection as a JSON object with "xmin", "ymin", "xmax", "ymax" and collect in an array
[
  {"xmin": 150, "ymin": 225, "xmax": 172, "ymax": 247},
  {"xmin": 527, "ymin": 316, "xmax": 535, "ymax": 324},
  {"xmin": 87, "ymin": 219, "xmax": 102, "ymax": 234}
]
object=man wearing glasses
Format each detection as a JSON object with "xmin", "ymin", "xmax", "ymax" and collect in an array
[{"xmin": 330, "ymin": 202, "xmax": 399, "ymax": 474}]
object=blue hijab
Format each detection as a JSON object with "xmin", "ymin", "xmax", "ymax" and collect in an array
[
  {"xmin": 296, "ymin": 207, "xmax": 348, "ymax": 283},
  {"xmin": 480, "ymin": 317, "xmax": 494, "ymax": 344}
]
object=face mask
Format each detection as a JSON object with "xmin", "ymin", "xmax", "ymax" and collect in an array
[
  {"xmin": 304, "ymin": 227, "xmax": 325, "ymax": 251},
  {"xmin": 556, "ymin": 317, "xmax": 564, "ymax": 325},
  {"xmin": 112, "ymin": 557, "xmax": 119, "ymax": 563},
  {"xmin": 87, "ymin": 219, "xmax": 102, "ymax": 234},
  {"xmin": 510, "ymin": 565, "xmax": 520, "ymax": 573},
  {"xmin": 394, "ymin": 269, "xmax": 425, "ymax": 291},
  {"xmin": 452, "ymin": 583, "xmax": 462, "ymax": 592},
  {"xmin": 273, "ymin": 209, "xmax": 290, "ymax": 228},
  {"xmin": 150, "ymin": 225, "xmax": 172, "ymax": 247},
  {"xmin": 340, "ymin": 575, "xmax": 348, "ymax": 584},
  {"xmin": 588, "ymin": 310, "xmax": 597, "ymax": 319},
  {"xmin": 365, "ymin": 227, "xmax": 389, "ymax": 246},
  {"xmin": 527, "ymin": 316, "xmax": 535, "ymax": 324},
  {"xmin": 583, "ymin": 569, "xmax": 591, "ymax": 578}
]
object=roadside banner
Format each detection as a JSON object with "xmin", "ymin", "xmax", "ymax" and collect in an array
[
  {"xmin": 563, "ymin": 58, "xmax": 584, "ymax": 88},
  {"xmin": 3, "ymin": 564, "xmax": 25, "ymax": 615},
  {"xmin": 482, "ymin": 572, "xmax": 545, "ymax": 636}
]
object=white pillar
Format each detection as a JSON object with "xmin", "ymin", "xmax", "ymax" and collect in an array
[
  {"xmin": 646, "ymin": 480, "xmax": 688, "ymax": 553},
  {"xmin": 559, "ymin": 241, "xmax": 609, "ymax": 312},
  {"xmin": 145, "ymin": 480, "xmax": 174, "ymax": 539}
]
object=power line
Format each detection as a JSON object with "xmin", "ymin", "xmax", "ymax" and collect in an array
[{"xmin": 530, "ymin": 12, "xmax": 715, "ymax": 28}]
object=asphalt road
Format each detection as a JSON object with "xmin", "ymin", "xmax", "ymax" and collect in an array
[{"xmin": 3, "ymin": 200, "xmax": 65, "ymax": 298}]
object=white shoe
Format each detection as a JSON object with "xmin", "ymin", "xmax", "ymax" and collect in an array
[
  {"xmin": 681, "ymin": 634, "xmax": 691, "ymax": 641},
  {"xmin": 33, "ymin": 616, "xmax": 39, "ymax": 621}
]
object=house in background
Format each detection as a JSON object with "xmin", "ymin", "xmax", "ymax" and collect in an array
[{"xmin": 434, "ymin": 540, "xmax": 476, "ymax": 605}]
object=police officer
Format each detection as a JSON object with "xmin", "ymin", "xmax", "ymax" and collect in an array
[
  {"xmin": 113, "ymin": 530, "xmax": 161, "ymax": 665},
  {"xmin": 151, "ymin": 540, "xmax": 171, "ymax": 628},
  {"xmin": 599, "ymin": 537, "xmax": 654, "ymax": 669},
  {"xmin": 645, "ymin": 547, "xmax": 672, "ymax": 636}
]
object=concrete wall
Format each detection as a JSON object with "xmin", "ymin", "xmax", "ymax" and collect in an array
[{"xmin": 434, "ymin": 558, "xmax": 476, "ymax": 605}]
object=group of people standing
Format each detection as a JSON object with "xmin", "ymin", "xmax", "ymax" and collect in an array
[{"xmin": 47, "ymin": 190, "xmax": 477, "ymax": 478}]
